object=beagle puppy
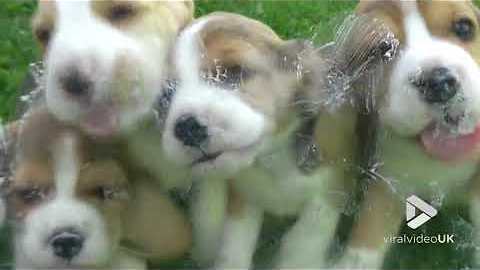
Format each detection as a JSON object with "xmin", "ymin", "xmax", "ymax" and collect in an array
[
  {"xmin": 338, "ymin": 0, "xmax": 480, "ymax": 268},
  {"xmin": 164, "ymin": 12, "xmax": 362, "ymax": 269},
  {"xmin": 3, "ymin": 107, "xmax": 191, "ymax": 269},
  {"xmin": 32, "ymin": 0, "xmax": 193, "ymax": 138}
]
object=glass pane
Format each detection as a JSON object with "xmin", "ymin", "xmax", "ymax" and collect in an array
[{"xmin": 1, "ymin": 1, "xmax": 478, "ymax": 270}]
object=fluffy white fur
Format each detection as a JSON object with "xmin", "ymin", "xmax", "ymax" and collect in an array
[
  {"xmin": 190, "ymin": 178, "xmax": 227, "ymax": 265},
  {"xmin": 163, "ymin": 83, "xmax": 266, "ymax": 176},
  {"xmin": 336, "ymin": 247, "xmax": 384, "ymax": 269},
  {"xmin": 17, "ymin": 199, "xmax": 111, "ymax": 268},
  {"xmin": 215, "ymin": 202, "xmax": 263, "ymax": 269},
  {"xmin": 218, "ymin": 144, "xmax": 340, "ymax": 269}
]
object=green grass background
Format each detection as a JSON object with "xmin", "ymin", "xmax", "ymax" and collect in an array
[
  {"xmin": 1, "ymin": 0, "xmax": 480, "ymax": 269},
  {"xmin": 0, "ymin": 0, "xmax": 357, "ymax": 121}
]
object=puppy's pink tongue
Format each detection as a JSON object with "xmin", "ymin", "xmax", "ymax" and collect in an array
[
  {"xmin": 81, "ymin": 106, "xmax": 118, "ymax": 138},
  {"xmin": 421, "ymin": 124, "xmax": 480, "ymax": 162}
]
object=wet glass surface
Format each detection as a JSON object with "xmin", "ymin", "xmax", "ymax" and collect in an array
[{"xmin": 1, "ymin": 1, "xmax": 480, "ymax": 269}]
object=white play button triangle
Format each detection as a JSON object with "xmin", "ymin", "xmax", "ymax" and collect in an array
[{"xmin": 406, "ymin": 195, "xmax": 438, "ymax": 229}]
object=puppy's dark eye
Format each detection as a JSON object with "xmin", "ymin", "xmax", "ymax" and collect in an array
[
  {"xmin": 93, "ymin": 186, "xmax": 115, "ymax": 201},
  {"xmin": 93, "ymin": 186, "xmax": 128, "ymax": 201},
  {"xmin": 15, "ymin": 187, "xmax": 45, "ymax": 204},
  {"xmin": 108, "ymin": 3, "xmax": 137, "ymax": 22},
  {"xmin": 452, "ymin": 17, "xmax": 475, "ymax": 42},
  {"xmin": 35, "ymin": 28, "xmax": 51, "ymax": 45},
  {"xmin": 203, "ymin": 65, "xmax": 253, "ymax": 90},
  {"xmin": 224, "ymin": 65, "xmax": 253, "ymax": 85}
]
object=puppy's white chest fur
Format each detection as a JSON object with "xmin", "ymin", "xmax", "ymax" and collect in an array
[
  {"xmin": 233, "ymin": 131, "xmax": 335, "ymax": 216},
  {"xmin": 378, "ymin": 129, "xmax": 478, "ymax": 199}
]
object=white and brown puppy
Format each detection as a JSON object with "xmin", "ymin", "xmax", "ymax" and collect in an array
[
  {"xmin": 32, "ymin": 0, "xmax": 193, "ymax": 138},
  {"xmin": 339, "ymin": 0, "xmax": 480, "ymax": 268},
  {"xmin": 3, "ymin": 108, "xmax": 191, "ymax": 269},
  {"xmin": 164, "ymin": 12, "xmax": 357, "ymax": 268}
]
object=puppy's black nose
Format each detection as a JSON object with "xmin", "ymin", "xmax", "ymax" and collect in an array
[
  {"xmin": 49, "ymin": 229, "xmax": 84, "ymax": 261},
  {"xmin": 60, "ymin": 68, "xmax": 92, "ymax": 97},
  {"xmin": 415, "ymin": 67, "xmax": 459, "ymax": 104},
  {"xmin": 174, "ymin": 115, "xmax": 208, "ymax": 147}
]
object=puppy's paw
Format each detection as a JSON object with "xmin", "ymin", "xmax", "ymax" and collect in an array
[
  {"xmin": 334, "ymin": 248, "xmax": 383, "ymax": 269},
  {"xmin": 213, "ymin": 253, "xmax": 252, "ymax": 270},
  {"xmin": 191, "ymin": 244, "xmax": 217, "ymax": 267},
  {"xmin": 112, "ymin": 249, "xmax": 147, "ymax": 270},
  {"xmin": 213, "ymin": 261, "xmax": 250, "ymax": 270}
]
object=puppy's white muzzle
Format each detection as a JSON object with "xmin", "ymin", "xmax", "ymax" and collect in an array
[
  {"xmin": 381, "ymin": 33, "xmax": 480, "ymax": 162},
  {"xmin": 16, "ymin": 199, "xmax": 111, "ymax": 268},
  {"xmin": 383, "ymin": 38, "xmax": 480, "ymax": 137},
  {"xmin": 163, "ymin": 84, "xmax": 266, "ymax": 176}
]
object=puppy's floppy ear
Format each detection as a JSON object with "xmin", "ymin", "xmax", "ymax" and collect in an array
[
  {"xmin": 0, "ymin": 121, "xmax": 19, "ymax": 227},
  {"xmin": 285, "ymin": 41, "xmax": 329, "ymax": 117},
  {"xmin": 164, "ymin": 0, "xmax": 195, "ymax": 31},
  {"xmin": 275, "ymin": 39, "xmax": 314, "ymax": 72},
  {"xmin": 183, "ymin": 1, "xmax": 194, "ymax": 17},
  {"xmin": 332, "ymin": 14, "xmax": 398, "ymax": 77},
  {"xmin": 315, "ymin": 14, "xmax": 399, "ymax": 116},
  {"xmin": 274, "ymin": 39, "xmax": 325, "ymax": 118},
  {"xmin": 122, "ymin": 179, "xmax": 191, "ymax": 261},
  {"xmin": 473, "ymin": 4, "xmax": 480, "ymax": 26},
  {"xmin": 0, "ymin": 121, "xmax": 19, "ymax": 180}
]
